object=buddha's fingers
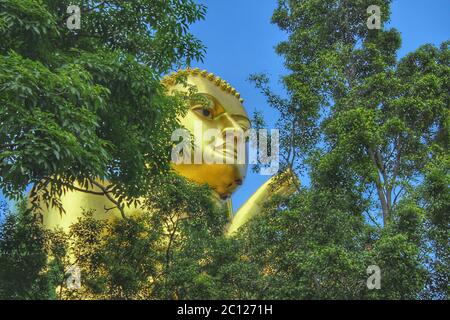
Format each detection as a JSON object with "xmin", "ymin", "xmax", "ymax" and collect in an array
[{"xmin": 226, "ymin": 169, "xmax": 299, "ymax": 236}]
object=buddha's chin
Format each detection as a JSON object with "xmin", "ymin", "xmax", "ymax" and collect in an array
[{"xmin": 172, "ymin": 163, "xmax": 246, "ymax": 198}]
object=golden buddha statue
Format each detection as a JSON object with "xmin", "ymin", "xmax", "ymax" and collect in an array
[{"xmin": 39, "ymin": 68, "xmax": 298, "ymax": 235}]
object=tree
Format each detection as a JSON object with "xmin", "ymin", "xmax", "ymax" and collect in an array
[
  {"xmin": 0, "ymin": 173, "xmax": 238, "ymax": 300},
  {"xmin": 45, "ymin": 173, "xmax": 231, "ymax": 300},
  {"xmin": 0, "ymin": 199, "xmax": 60, "ymax": 299},
  {"xmin": 0, "ymin": 0, "xmax": 206, "ymax": 212},
  {"xmin": 1, "ymin": 0, "xmax": 447, "ymax": 300},
  {"xmin": 245, "ymin": 0, "xmax": 448, "ymax": 299}
]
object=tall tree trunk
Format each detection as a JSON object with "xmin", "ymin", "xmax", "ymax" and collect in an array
[{"xmin": 368, "ymin": 147, "xmax": 390, "ymax": 225}]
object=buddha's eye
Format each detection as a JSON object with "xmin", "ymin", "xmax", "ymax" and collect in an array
[
  {"xmin": 202, "ymin": 108, "xmax": 211, "ymax": 117},
  {"xmin": 193, "ymin": 105, "xmax": 214, "ymax": 120}
]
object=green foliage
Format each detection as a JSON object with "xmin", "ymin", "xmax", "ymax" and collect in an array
[
  {"xmin": 0, "ymin": 0, "xmax": 206, "ymax": 208},
  {"xmin": 247, "ymin": 0, "xmax": 449, "ymax": 299},
  {"xmin": 0, "ymin": 0, "xmax": 447, "ymax": 300},
  {"xmin": 0, "ymin": 200, "xmax": 60, "ymax": 299},
  {"xmin": 0, "ymin": 175, "xmax": 236, "ymax": 300},
  {"xmin": 419, "ymin": 154, "xmax": 450, "ymax": 299},
  {"xmin": 50, "ymin": 174, "xmax": 231, "ymax": 300}
]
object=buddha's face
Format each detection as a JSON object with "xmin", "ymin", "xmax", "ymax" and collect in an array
[{"xmin": 167, "ymin": 72, "xmax": 250, "ymax": 198}]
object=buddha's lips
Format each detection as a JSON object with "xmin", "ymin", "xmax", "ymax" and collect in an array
[
  {"xmin": 227, "ymin": 179, "xmax": 243, "ymax": 188},
  {"xmin": 220, "ymin": 179, "xmax": 243, "ymax": 198}
]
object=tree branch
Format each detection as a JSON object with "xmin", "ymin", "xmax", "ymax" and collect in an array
[
  {"xmin": 392, "ymin": 185, "xmax": 405, "ymax": 208},
  {"xmin": 368, "ymin": 147, "xmax": 389, "ymax": 225},
  {"xmin": 88, "ymin": 178, "xmax": 127, "ymax": 220}
]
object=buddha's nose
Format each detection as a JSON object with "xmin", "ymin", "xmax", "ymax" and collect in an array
[
  {"xmin": 218, "ymin": 113, "xmax": 241, "ymax": 132},
  {"xmin": 220, "ymin": 118, "xmax": 244, "ymax": 148}
]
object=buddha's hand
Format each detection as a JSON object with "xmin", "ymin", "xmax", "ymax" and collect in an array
[{"xmin": 226, "ymin": 168, "xmax": 299, "ymax": 236}]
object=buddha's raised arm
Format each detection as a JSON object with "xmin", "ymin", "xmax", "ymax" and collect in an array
[{"xmin": 226, "ymin": 169, "xmax": 299, "ymax": 236}]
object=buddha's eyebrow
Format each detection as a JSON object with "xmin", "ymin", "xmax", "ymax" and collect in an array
[
  {"xmin": 231, "ymin": 114, "xmax": 251, "ymax": 127},
  {"xmin": 231, "ymin": 114, "xmax": 250, "ymax": 120},
  {"xmin": 190, "ymin": 93, "xmax": 214, "ymax": 105}
]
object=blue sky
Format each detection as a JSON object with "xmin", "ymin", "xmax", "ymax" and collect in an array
[{"xmin": 1, "ymin": 0, "xmax": 449, "ymax": 214}]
